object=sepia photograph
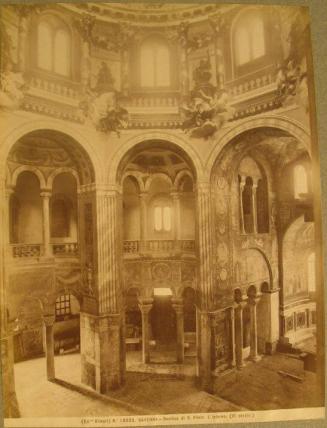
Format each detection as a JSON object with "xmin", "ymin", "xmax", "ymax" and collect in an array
[{"xmin": 0, "ymin": 1, "xmax": 325, "ymax": 427}]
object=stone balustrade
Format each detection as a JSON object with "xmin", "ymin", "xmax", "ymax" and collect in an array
[
  {"xmin": 226, "ymin": 64, "xmax": 276, "ymax": 98},
  {"xmin": 11, "ymin": 244, "xmax": 41, "ymax": 258},
  {"xmin": 126, "ymin": 92, "xmax": 180, "ymax": 109},
  {"xmin": 27, "ymin": 72, "xmax": 81, "ymax": 100},
  {"xmin": 123, "ymin": 240, "xmax": 139, "ymax": 254},
  {"xmin": 52, "ymin": 242, "xmax": 79, "ymax": 256},
  {"xmin": 123, "ymin": 239, "xmax": 195, "ymax": 254}
]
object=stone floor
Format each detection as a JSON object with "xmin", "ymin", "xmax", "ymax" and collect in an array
[
  {"xmin": 13, "ymin": 352, "xmax": 241, "ymax": 417},
  {"xmin": 13, "ymin": 351, "xmax": 322, "ymax": 418},
  {"xmin": 218, "ymin": 353, "xmax": 323, "ymax": 410}
]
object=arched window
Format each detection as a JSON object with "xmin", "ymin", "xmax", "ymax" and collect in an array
[
  {"xmin": 307, "ymin": 252, "xmax": 316, "ymax": 292},
  {"xmin": 51, "ymin": 198, "xmax": 70, "ymax": 238},
  {"xmin": 154, "ymin": 205, "xmax": 171, "ymax": 232},
  {"xmin": 242, "ymin": 177, "xmax": 254, "ymax": 234},
  {"xmin": 140, "ymin": 38, "xmax": 170, "ymax": 87},
  {"xmin": 37, "ymin": 22, "xmax": 52, "ymax": 71},
  {"xmin": 37, "ymin": 18, "xmax": 71, "ymax": 77},
  {"xmin": 294, "ymin": 164, "xmax": 308, "ymax": 198},
  {"xmin": 256, "ymin": 178, "xmax": 269, "ymax": 233},
  {"xmin": 54, "ymin": 29, "xmax": 70, "ymax": 75},
  {"xmin": 234, "ymin": 11, "xmax": 265, "ymax": 67}
]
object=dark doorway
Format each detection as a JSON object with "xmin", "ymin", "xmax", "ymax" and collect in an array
[{"xmin": 150, "ymin": 296, "xmax": 176, "ymax": 345}]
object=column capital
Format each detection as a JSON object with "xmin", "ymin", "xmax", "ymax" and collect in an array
[
  {"xmin": 43, "ymin": 314, "xmax": 55, "ymax": 327},
  {"xmin": 248, "ymin": 294, "xmax": 262, "ymax": 306},
  {"xmin": 170, "ymin": 191, "xmax": 180, "ymax": 200},
  {"xmin": 195, "ymin": 181, "xmax": 211, "ymax": 193},
  {"xmin": 138, "ymin": 299, "xmax": 153, "ymax": 314},
  {"xmin": 139, "ymin": 191, "xmax": 148, "ymax": 200},
  {"xmin": 172, "ymin": 302, "xmax": 184, "ymax": 314},
  {"xmin": 235, "ymin": 299, "xmax": 248, "ymax": 310},
  {"xmin": 40, "ymin": 189, "xmax": 52, "ymax": 198},
  {"xmin": 5, "ymin": 187, "xmax": 14, "ymax": 198}
]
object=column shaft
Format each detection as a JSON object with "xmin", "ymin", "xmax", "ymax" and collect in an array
[
  {"xmin": 173, "ymin": 304, "xmax": 184, "ymax": 363},
  {"xmin": 249, "ymin": 298, "xmax": 260, "ymax": 361},
  {"xmin": 229, "ymin": 306, "xmax": 236, "ymax": 368},
  {"xmin": 239, "ymin": 180, "xmax": 245, "ymax": 234},
  {"xmin": 235, "ymin": 303, "xmax": 245, "ymax": 369},
  {"xmin": 43, "ymin": 316, "xmax": 55, "ymax": 380},
  {"xmin": 41, "ymin": 191, "xmax": 52, "ymax": 257},
  {"xmin": 252, "ymin": 184, "xmax": 258, "ymax": 234},
  {"xmin": 139, "ymin": 193, "xmax": 148, "ymax": 241},
  {"xmin": 139, "ymin": 301, "xmax": 152, "ymax": 364}
]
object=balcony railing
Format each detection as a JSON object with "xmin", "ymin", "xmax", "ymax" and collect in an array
[
  {"xmin": 11, "ymin": 242, "xmax": 79, "ymax": 258},
  {"xmin": 52, "ymin": 243, "xmax": 79, "ymax": 256},
  {"xmin": 226, "ymin": 64, "xmax": 277, "ymax": 99},
  {"xmin": 12, "ymin": 244, "xmax": 42, "ymax": 258},
  {"xmin": 123, "ymin": 240, "xmax": 195, "ymax": 254}
]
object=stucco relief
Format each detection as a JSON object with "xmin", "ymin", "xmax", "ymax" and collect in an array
[
  {"xmin": 152, "ymin": 262, "xmax": 171, "ymax": 281},
  {"xmin": 181, "ymin": 263, "xmax": 196, "ymax": 283},
  {"xmin": 124, "ymin": 263, "xmax": 142, "ymax": 285}
]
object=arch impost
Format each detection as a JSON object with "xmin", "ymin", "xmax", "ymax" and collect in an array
[{"xmin": 78, "ymin": 183, "xmax": 123, "ymax": 195}]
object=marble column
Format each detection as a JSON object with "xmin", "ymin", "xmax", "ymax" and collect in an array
[
  {"xmin": 171, "ymin": 192, "xmax": 181, "ymax": 241},
  {"xmin": 139, "ymin": 192, "xmax": 148, "ymax": 242},
  {"xmin": 40, "ymin": 190, "xmax": 52, "ymax": 257},
  {"xmin": 252, "ymin": 181, "xmax": 258, "ymax": 234},
  {"xmin": 239, "ymin": 177, "xmax": 246, "ymax": 234},
  {"xmin": 138, "ymin": 300, "xmax": 153, "ymax": 364},
  {"xmin": 228, "ymin": 306, "xmax": 236, "ymax": 368},
  {"xmin": 249, "ymin": 295, "xmax": 261, "ymax": 362},
  {"xmin": 43, "ymin": 314, "xmax": 56, "ymax": 380},
  {"xmin": 195, "ymin": 182, "xmax": 215, "ymax": 391},
  {"xmin": 235, "ymin": 300, "xmax": 247, "ymax": 369},
  {"xmin": 172, "ymin": 300, "xmax": 184, "ymax": 363}
]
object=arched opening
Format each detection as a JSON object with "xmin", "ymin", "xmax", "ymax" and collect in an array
[
  {"xmin": 183, "ymin": 287, "xmax": 196, "ymax": 358},
  {"xmin": 149, "ymin": 289, "xmax": 177, "ymax": 363},
  {"xmin": 53, "ymin": 293, "xmax": 81, "ymax": 384},
  {"xmin": 11, "ymin": 171, "xmax": 43, "ymax": 246},
  {"xmin": 242, "ymin": 176, "xmax": 254, "ymax": 234},
  {"xmin": 140, "ymin": 37, "xmax": 171, "ymax": 88},
  {"xmin": 36, "ymin": 16, "xmax": 71, "ymax": 77},
  {"xmin": 6, "ymin": 129, "xmax": 95, "ymax": 390},
  {"xmin": 238, "ymin": 156, "xmax": 269, "ymax": 235},
  {"xmin": 256, "ymin": 177, "xmax": 269, "ymax": 233},
  {"xmin": 233, "ymin": 10, "xmax": 266, "ymax": 72},
  {"xmin": 282, "ymin": 216, "xmax": 316, "ymax": 347},
  {"xmin": 123, "ymin": 176, "xmax": 141, "ymax": 242},
  {"xmin": 50, "ymin": 173, "xmax": 77, "ymax": 245},
  {"xmin": 125, "ymin": 288, "xmax": 142, "ymax": 366},
  {"xmin": 294, "ymin": 164, "xmax": 309, "ymax": 199}
]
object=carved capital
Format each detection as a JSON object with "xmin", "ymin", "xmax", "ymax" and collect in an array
[{"xmin": 43, "ymin": 315, "xmax": 55, "ymax": 327}]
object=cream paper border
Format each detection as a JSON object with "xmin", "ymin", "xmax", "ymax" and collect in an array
[{"xmin": 3, "ymin": 408, "xmax": 326, "ymax": 427}]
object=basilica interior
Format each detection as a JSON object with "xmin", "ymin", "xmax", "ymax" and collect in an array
[{"xmin": 0, "ymin": 2, "xmax": 324, "ymax": 418}]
